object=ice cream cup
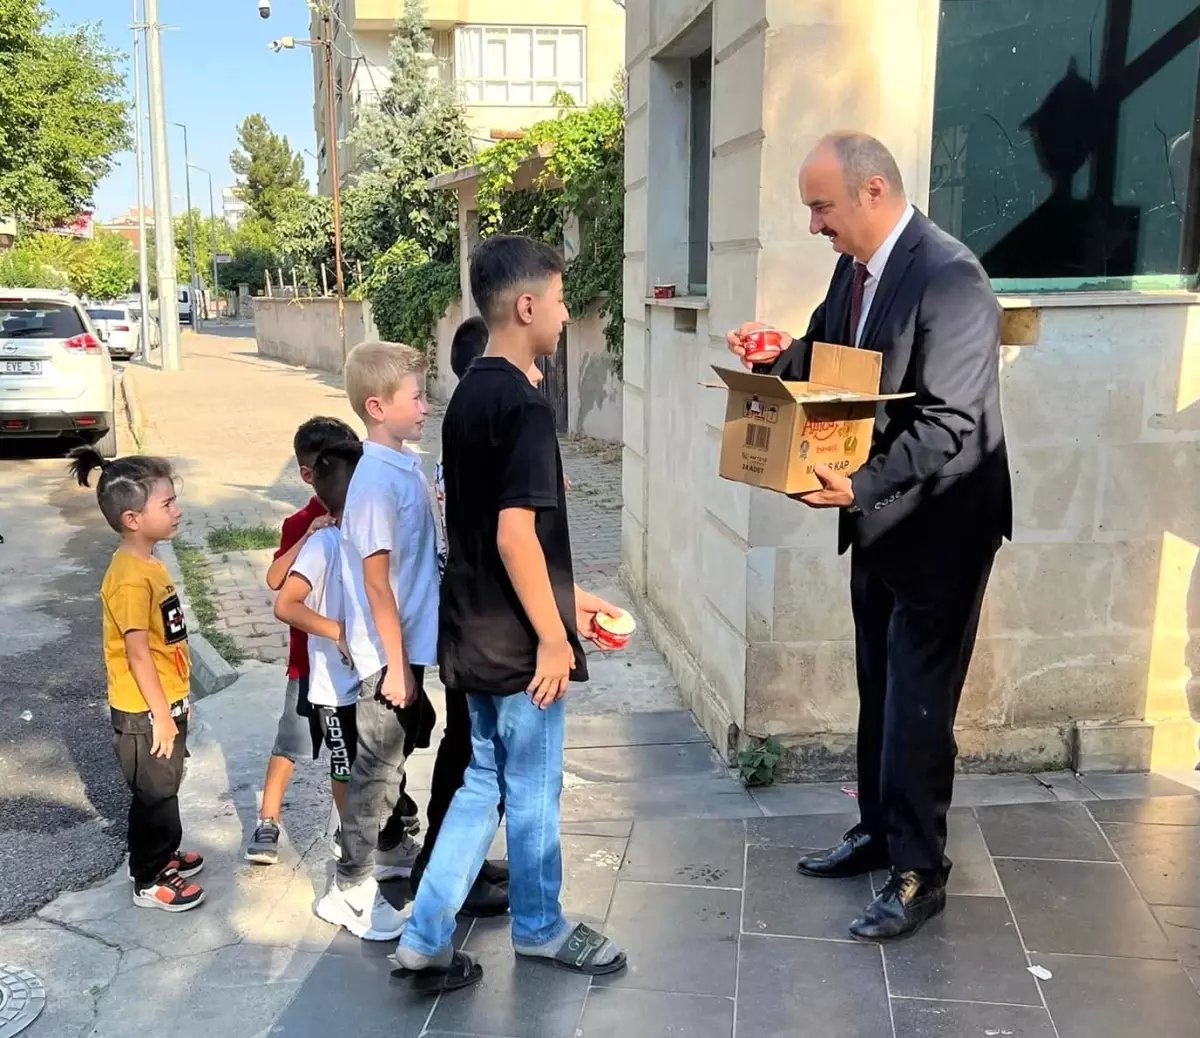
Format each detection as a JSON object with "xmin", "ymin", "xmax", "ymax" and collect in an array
[
  {"xmin": 592, "ymin": 610, "xmax": 636, "ymax": 650},
  {"xmin": 743, "ymin": 327, "xmax": 786, "ymax": 363}
]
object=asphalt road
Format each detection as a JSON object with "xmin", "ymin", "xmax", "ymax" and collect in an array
[{"xmin": 0, "ymin": 398, "xmax": 135, "ymax": 921}]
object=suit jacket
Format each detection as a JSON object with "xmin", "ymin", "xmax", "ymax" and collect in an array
[{"xmin": 761, "ymin": 211, "xmax": 1012, "ymax": 560}]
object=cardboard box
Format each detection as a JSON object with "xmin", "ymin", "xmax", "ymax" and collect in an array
[{"xmin": 710, "ymin": 342, "xmax": 913, "ymax": 495}]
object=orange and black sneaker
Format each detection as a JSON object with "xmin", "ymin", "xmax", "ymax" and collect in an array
[{"xmin": 133, "ymin": 867, "xmax": 206, "ymax": 913}]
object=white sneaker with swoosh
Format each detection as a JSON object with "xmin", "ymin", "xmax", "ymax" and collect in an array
[{"xmin": 315, "ymin": 875, "xmax": 407, "ymax": 940}]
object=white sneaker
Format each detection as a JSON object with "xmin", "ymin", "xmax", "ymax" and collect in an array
[
  {"xmin": 373, "ymin": 833, "xmax": 421, "ymax": 881},
  {"xmin": 315, "ymin": 875, "xmax": 407, "ymax": 941}
]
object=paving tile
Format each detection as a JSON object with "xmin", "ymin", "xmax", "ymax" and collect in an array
[
  {"xmin": 600, "ymin": 881, "xmax": 740, "ymax": 996},
  {"xmin": 743, "ymin": 845, "xmax": 871, "ymax": 940},
  {"xmin": 891, "ymin": 999, "xmax": 1057, "ymax": 1038},
  {"xmin": 736, "ymin": 933, "xmax": 892, "ymax": 1038},
  {"xmin": 1037, "ymin": 771, "xmax": 1098, "ymax": 801},
  {"xmin": 943, "ymin": 807, "xmax": 1004, "ymax": 896},
  {"xmin": 883, "ymin": 895, "xmax": 1041, "ymax": 1005},
  {"xmin": 1087, "ymin": 795, "xmax": 1200, "ymax": 826},
  {"xmin": 750, "ymin": 781, "xmax": 862, "ymax": 817},
  {"xmin": 560, "ymin": 778, "xmax": 759, "ymax": 823},
  {"xmin": 565, "ymin": 711, "xmax": 708, "ymax": 749},
  {"xmin": 270, "ymin": 942, "xmax": 432, "ymax": 1038},
  {"xmin": 1077, "ymin": 773, "xmax": 1199, "ymax": 800},
  {"xmin": 1034, "ymin": 952, "xmax": 1200, "ymax": 1038},
  {"xmin": 620, "ymin": 818, "xmax": 746, "ymax": 888},
  {"xmin": 951, "ymin": 775, "xmax": 1056, "ymax": 807},
  {"xmin": 564, "ymin": 741, "xmax": 728, "ymax": 782},
  {"xmin": 560, "ymin": 834, "xmax": 628, "ymax": 925},
  {"xmin": 977, "ymin": 802, "xmax": 1116, "ymax": 861},
  {"xmin": 1152, "ymin": 906, "xmax": 1200, "ymax": 967},
  {"xmin": 745, "ymin": 811, "xmax": 861, "ymax": 849},
  {"xmin": 429, "ymin": 917, "xmax": 591, "ymax": 1038},
  {"xmin": 995, "ymin": 858, "xmax": 1174, "ymax": 959},
  {"xmin": 1101, "ymin": 822, "xmax": 1200, "ymax": 907},
  {"xmin": 577, "ymin": 988, "xmax": 734, "ymax": 1038}
]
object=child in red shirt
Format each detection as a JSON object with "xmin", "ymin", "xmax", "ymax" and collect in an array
[{"xmin": 245, "ymin": 416, "xmax": 358, "ymax": 865}]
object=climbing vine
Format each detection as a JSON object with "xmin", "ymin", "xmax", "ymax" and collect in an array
[
  {"xmin": 475, "ymin": 90, "xmax": 626, "ymax": 361},
  {"xmin": 365, "ymin": 257, "xmax": 460, "ymax": 371}
]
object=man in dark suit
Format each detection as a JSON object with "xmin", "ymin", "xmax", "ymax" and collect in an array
[{"xmin": 727, "ymin": 132, "xmax": 1011, "ymax": 941}]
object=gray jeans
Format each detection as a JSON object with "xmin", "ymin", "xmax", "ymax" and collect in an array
[{"xmin": 336, "ymin": 665, "xmax": 423, "ymax": 887}]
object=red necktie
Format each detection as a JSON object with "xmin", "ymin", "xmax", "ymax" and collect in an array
[{"xmin": 848, "ymin": 262, "xmax": 868, "ymax": 346}]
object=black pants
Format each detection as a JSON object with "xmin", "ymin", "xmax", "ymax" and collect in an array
[
  {"xmin": 851, "ymin": 538, "xmax": 998, "ymax": 882},
  {"xmin": 113, "ymin": 711, "xmax": 188, "ymax": 888},
  {"xmin": 416, "ymin": 687, "xmax": 505, "ymax": 871}
]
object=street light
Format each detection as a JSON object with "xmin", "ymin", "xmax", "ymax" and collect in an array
[
  {"xmin": 268, "ymin": 16, "xmax": 347, "ymax": 362},
  {"xmin": 188, "ymin": 162, "xmax": 221, "ymax": 320},
  {"xmin": 172, "ymin": 121, "xmax": 200, "ymax": 325}
]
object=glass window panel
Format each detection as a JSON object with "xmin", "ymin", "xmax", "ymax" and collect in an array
[
  {"xmin": 484, "ymin": 35, "xmax": 507, "ymax": 78},
  {"xmin": 483, "ymin": 80, "xmax": 508, "ymax": 103},
  {"xmin": 558, "ymin": 29, "xmax": 583, "ymax": 81},
  {"xmin": 930, "ymin": 0, "xmax": 1200, "ymax": 286},
  {"xmin": 508, "ymin": 29, "xmax": 533, "ymax": 79}
]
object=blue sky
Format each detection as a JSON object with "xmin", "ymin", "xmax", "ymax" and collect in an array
[{"xmin": 50, "ymin": 0, "xmax": 321, "ymax": 220}]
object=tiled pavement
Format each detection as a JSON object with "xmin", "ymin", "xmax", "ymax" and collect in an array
[{"xmin": 270, "ymin": 708, "xmax": 1200, "ymax": 1038}]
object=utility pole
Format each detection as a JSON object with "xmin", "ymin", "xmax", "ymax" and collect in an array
[
  {"xmin": 321, "ymin": 12, "xmax": 347, "ymax": 362},
  {"xmin": 144, "ymin": 0, "xmax": 181, "ymax": 370},
  {"xmin": 131, "ymin": 0, "xmax": 151, "ymax": 362},
  {"xmin": 188, "ymin": 163, "xmax": 221, "ymax": 318},
  {"xmin": 175, "ymin": 123, "xmax": 199, "ymax": 323}
]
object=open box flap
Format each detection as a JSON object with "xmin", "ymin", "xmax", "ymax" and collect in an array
[
  {"xmin": 707, "ymin": 367, "xmax": 914, "ymax": 403},
  {"xmin": 810, "ymin": 341, "xmax": 881, "ymax": 393}
]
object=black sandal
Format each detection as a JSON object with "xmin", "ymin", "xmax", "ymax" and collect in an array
[
  {"xmin": 390, "ymin": 950, "xmax": 483, "ymax": 995},
  {"xmin": 516, "ymin": 923, "xmax": 628, "ymax": 976}
]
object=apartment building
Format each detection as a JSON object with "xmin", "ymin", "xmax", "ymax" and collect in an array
[{"xmin": 312, "ymin": 0, "xmax": 625, "ymax": 194}]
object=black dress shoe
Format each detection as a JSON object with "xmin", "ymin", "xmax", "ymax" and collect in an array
[
  {"xmin": 849, "ymin": 869, "xmax": 946, "ymax": 941},
  {"xmin": 796, "ymin": 826, "xmax": 890, "ymax": 878}
]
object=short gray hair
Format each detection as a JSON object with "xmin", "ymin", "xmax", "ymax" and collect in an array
[{"xmin": 819, "ymin": 132, "xmax": 905, "ymax": 197}]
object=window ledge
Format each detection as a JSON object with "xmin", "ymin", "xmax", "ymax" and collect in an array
[
  {"xmin": 644, "ymin": 295, "xmax": 709, "ymax": 310},
  {"xmin": 998, "ymin": 290, "xmax": 1200, "ymax": 310}
]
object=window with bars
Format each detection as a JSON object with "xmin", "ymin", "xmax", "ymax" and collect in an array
[{"xmin": 453, "ymin": 25, "xmax": 586, "ymax": 106}]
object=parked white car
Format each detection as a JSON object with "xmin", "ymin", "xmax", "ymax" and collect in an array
[
  {"xmin": 0, "ymin": 288, "xmax": 117, "ymax": 457},
  {"xmin": 178, "ymin": 284, "xmax": 193, "ymax": 326},
  {"xmin": 87, "ymin": 304, "xmax": 148, "ymax": 360}
]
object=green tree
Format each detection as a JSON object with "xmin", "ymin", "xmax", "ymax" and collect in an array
[
  {"xmin": 173, "ymin": 208, "xmax": 236, "ymax": 287},
  {"xmin": 344, "ymin": 0, "xmax": 472, "ymax": 265},
  {"xmin": 12, "ymin": 229, "xmax": 135, "ymax": 298},
  {"xmin": 222, "ymin": 218, "xmax": 278, "ymax": 294},
  {"xmin": 229, "ymin": 113, "xmax": 308, "ymax": 224},
  {"xmin": 0, "ymin": 0, "xmax": 130, "ymax": 227},
  {"xmin": 273, "ymin": 189, "xmax": 334, "ymax": 288}
]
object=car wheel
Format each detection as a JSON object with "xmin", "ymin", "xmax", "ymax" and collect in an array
[{"xmin": 95, "ymin": 417, "xmax": 118, "ymax": 459}]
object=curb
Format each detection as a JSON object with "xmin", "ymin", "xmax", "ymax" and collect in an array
[
  {"xmin": 158, "ymin": 540, "xmax": 239, "ymax": 701},
  {"xmin": 119, "ymin": 366, "xmax": 146, "ymax": 448}
]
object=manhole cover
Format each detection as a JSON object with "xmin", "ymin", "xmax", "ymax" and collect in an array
[{"xmin": 0, "ymin": 965, "xmax": 46, "ymax": 1038}]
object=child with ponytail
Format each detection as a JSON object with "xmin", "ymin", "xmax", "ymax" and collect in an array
[{"xmin": 69, "ymin": 447, "xmax": 205, "ymax": 913}]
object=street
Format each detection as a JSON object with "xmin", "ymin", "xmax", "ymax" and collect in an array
[{"xmin": 0, "ymin": 400, "xmax": 135, "ymax": 922}]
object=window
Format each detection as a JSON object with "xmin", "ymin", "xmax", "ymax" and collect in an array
[
  {"xmin": 930, "ymin": 0, "xmax": 1200, "ymax": 291},
  {"xmin": 453, "ymin": 25, "xmax": 585, "ymax": 106}
]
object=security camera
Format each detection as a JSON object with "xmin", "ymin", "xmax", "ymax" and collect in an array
[{"xmin": 258, "ymin": 0, "xmax": 271, "ymax": 18}]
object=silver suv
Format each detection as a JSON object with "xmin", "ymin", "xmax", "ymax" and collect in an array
[{"xmin": 0, "ymin": 288, "xmax": 117, "ymax": 457}]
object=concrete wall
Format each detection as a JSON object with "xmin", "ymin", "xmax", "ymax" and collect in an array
[
  {"xmin": 254, "ymin": 298, "xmax": 379, "ymax": 375},
  {"xmin": 623, "ymin": 0, "xmax": 1200, "ymax": 774},
  {"xmin": 567, "ymin": 306, "xmax": 622, "ymax": 441}
]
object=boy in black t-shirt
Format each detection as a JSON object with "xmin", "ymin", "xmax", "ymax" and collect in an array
[{"xmin": 393, "ymin": 235, "xmax": 628, "ymax": 993}]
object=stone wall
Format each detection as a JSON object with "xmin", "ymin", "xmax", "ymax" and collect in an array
[
  {"xmin": 253, "ymin": 297, "xmax": 379, "ymax": 374},
  {"xmin": 622, "ymin": 0, "xmax": 1200, "ymax": 774}
]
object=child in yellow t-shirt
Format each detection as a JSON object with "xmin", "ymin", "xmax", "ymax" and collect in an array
[{"xmin": 70, "ymin": 447, "xmax": 205, "ymax": 913}]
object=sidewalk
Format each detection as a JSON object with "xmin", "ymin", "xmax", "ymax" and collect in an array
[{"xmin": 2, "ymin": 663, "xmax": 1199, "ymax": 1037}]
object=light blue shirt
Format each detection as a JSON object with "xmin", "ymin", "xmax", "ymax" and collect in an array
[{"xmin": 339, "ymin": 441, "xmax": 441, "ymax": 675}]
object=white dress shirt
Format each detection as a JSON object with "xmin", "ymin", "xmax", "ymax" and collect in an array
[{"xmin": 854, "ymin": 202, "xmax": 915, "ymax": 346}]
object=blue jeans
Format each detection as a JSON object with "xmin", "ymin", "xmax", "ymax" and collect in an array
[{"xmin": 400, "ymin": 692, "xmax": 567, "ymax": 956}]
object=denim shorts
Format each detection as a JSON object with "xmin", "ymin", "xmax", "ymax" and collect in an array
[{"xmin": 271, "ymin": 678, "xmax": 312, "ymax": 762}]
